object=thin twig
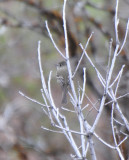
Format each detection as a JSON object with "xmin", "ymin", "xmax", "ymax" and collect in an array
[
  {"xmin": 63, "ymin": 0, "xmax": 78, "ymax": 104},
  {"xmin": 80, "ymin": 68, "xmax": 86, "ymax": 104},
  {"xmin": 117, "ymin": 19, "xmax": 129, "ymax": 56},
  {"xmin": 114, "ymin": 0, "xmax": 120, "ymax": 44},
  {"xmin": 41, "ymin": 126, "xmax": 63, "ymax": 134},
  {"xmin": 109, "ymin": 65, "xmax": 125, "ymax": 89},
  {"xmin": 72, "ymin": 32, "xmax": 94, "ymax": 78},
  {"xmin": 45, "ymin": 21, "xmax": 66, "ymax": 59},
  {"xmin": 19, "ymin": 91, "xmax": 45, "ymax": 107}
]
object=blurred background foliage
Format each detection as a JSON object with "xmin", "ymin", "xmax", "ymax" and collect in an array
[{"xmin": 0, "ymin": 0, "xmax": 129, "ymax": 159}]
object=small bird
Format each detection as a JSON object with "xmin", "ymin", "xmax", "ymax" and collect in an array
[{"xmin": 56, "ymin": 61, "xmax": 69, "ymax": 104}]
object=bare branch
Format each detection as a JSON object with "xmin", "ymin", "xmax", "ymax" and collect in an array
[
  {"xmin": 45, "ymin": 21, "xmax": 66, "ymax": 59},
  {"xmin": 19, "ymin": 91, "xmax": 45, "ymax": 107},
  {"xmin": 117, "ymin": 19, "xmax": 129, "ymax": 56},
  {"xmin": 114, "ymin": 0, "xmax": 120, "ymax": 44}
]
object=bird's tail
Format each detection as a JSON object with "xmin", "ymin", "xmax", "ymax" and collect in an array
[{"xmin": 62, "ymin": 86, "xmax": 68, "ymax": 104}]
